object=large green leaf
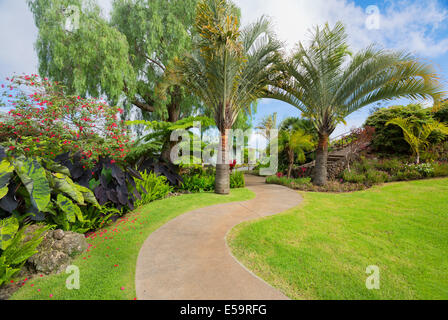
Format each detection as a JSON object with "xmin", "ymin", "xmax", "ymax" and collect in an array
[
  {"xmin": 14, "ymin": 157, "xmax": 51, "ymax": 212},
  {"xmin": 74, "ymin": 184, "xmax": 100, "ymax": 207},
  {"xmin": 0, "ymin": 216, "xmax": 19, "ymax": 250},
  {"xmin": 0, "ymin": 160, "xmax": 14, "ymax": 199},
  {"xmin": 56, "ymin": 194, "xmax": 84, "ymax": 223},
  {"xmin": 44, "ymin": 160, "xmax": 71, "ymax": 176},
  {"xmin": 50, "ymin": 173, "xmax": 84, "ymax": 205}
]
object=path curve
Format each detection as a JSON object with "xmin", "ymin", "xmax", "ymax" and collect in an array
[{"xmin": 135, "ymin": 175, "xmax": 302, "ymax": 300}]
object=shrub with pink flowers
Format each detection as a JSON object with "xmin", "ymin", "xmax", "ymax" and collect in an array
[{"xmin": 0, "ymin": 75, "xmax": 131, "ymax": 167}]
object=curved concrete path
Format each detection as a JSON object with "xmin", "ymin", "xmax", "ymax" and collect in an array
[{"xmin": 135, "ymin": 175, "xmax": 302, "ymax": 300}]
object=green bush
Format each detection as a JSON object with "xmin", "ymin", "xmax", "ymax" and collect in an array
[
  {"xmin": 181, "ymin": 174, "xmax": 215, "ymax": 193},
  {"xmin": 342, "ymin": 170, "xmax": 367, "ymax": 184},
  {"xmin": 57, "ymin": 206, "xmax": 119, "ymax": 234},
  {"xmin": 433, "ymin": 103, "xmax": 448, "ymax": 123},
  {"xmin": 230, "ymin": 171, "xmax": 245, "ymax": 188},
  {"xmin": 135, "ymin": 171, "xmax": 174, "ymax": 206},
  {"xmin": 266, "ymin": 175, "xmax": 312, "ymax": 189},
  {"xmin": 0, "ymin": 217, "xmax": 47, "ymax": 286},
  {"xmin": 433, "ymin": 162, "xmax": 448, "ymax": 177},
  {"xmin": 373, "ymin": 158, "xmax": 402, "ymax": 175},
  {"xmin": 365, "ymin": 104, "xmax": 434, "ymax": 154},
  {"xmin": 366, "ymin": 169, "xmax": 389, "ymax": 185},
  {"xmin": 395, "ymin": 169, "xmax": 422, "ymax": 181},
  {"xmin": 181, "ymin": 169, "xmax": 246, "ymax": 193}
]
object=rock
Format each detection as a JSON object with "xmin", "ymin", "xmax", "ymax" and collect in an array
[
  {"xmin": 26, "ymin": 229, "xmax": 87, "ymax": 275},
  {"xmin": 53, "ymin": 229, "xmax": 65, "ymax": 240},
  {"xmin": 28, "ymin": 250, "xmax": 70, "ymax": 275}
]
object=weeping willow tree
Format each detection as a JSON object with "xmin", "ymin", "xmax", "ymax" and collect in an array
[
  {"xmin": 173, "ymin": 0, "xmax": 282, "ymax": 194},
  {"xmin": 27, "ymin": 0, "xmax": 201, "ymax": 161},
  {"xmin": 269, "ymin": 22, "xmax": 445, "ymax": 186}
]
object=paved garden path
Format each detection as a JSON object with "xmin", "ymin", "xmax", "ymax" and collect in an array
[{"xmin": 135, "ymin": 175, "xmax": 302, "ymax": 300}]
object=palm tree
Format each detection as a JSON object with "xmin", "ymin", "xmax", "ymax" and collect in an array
[
  {"xmin": 386, "ymin": 118, "xmax": 448, "ymax": 164},
  {"xmin": 256, "ymin": 112, "xmax": 278, "ymax": 139},
  {"xmin": 278, "ymin": 128, "xmax": 315, "ymax": 178},
  {"xmin": 269, "ymin": 22, "xmax": 445, "ymax": 185},
  {"xmin": 175, "ymin": 0, "xmax": 282, "ymax": 194}
]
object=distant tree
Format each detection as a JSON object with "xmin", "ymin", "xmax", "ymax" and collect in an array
[{"xmin": 256, "ymin": 112, "xmax": 278, "ymax": 139}]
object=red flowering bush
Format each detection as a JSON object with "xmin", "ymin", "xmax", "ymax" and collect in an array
[
  {"xmin": 229, "ymin": 159, "xmax": 237, "ymax": 172},
  {"xmin": 0, "ymin": 74, "xmax": 130, "ymax": 167}
]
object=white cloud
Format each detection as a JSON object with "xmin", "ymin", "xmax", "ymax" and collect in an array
[
  {"xmin": 234, "ymin": 0, "xmax": 448, "ymax": 57},
  {"xmin": 0, "ymin": 0, "xmax": 38, "ymax": 80}
]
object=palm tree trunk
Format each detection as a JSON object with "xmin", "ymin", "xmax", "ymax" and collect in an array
[
  {"xmin": 313, "ymin": 133, "xmax": 329, "ymax": 186},
  {"xmin": 287, "ymin": 149, "xmax": 294, "ymax": 178},
  {"xmin": 215, "ymin": 130, "xmax": 230, "ymax": 194}
]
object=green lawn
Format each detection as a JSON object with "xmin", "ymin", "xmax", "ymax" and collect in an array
[
  {"xmin": 11, "ymin": 188, "xmax": 255, "ymax": 300},
  {"xmin": 228, "ymin": 179, "xmax": 448, "ymax": 300}
]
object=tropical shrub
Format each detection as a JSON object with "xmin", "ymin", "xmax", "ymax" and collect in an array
[
  {"xmin": 365, "ymin": 104, "xmax": 438, "ymax": 155},
  {"xmin": 0, "ymin": 75, "xmax": 131, "ymax": 167},
  {"xmin": 0, "ymin": 151, "xmax": 99, "ymax": 224},
  {"xmin": 342, "ymin": 170, "xmax": 367, "ymax": 184},
  {"xmin": 180, "ymin": 169, "xmax": 245, "ymax": 193},
  {"xmin": 181, "ymin": 174, "xmax": 215, "ymax": 193},
  {"xmin": 365, "ymin": 169, "xmax": 389, "ymax": 185},
  {"xmin": 433, "ymin": 102, "xmax": 448, "ymax": 123},
  {"xmin": 386, "ymin": 117, "xmax": 448, "ymax": 164},
  {"xmin": 54, "ymin": 153, "xmax": 144, "ymax": 212},
  {"xmin": 48, "ymin": 206, "xmax": 118, "ymax": 234},
  {"xmin": 135, "ymin": 171, "xmax": 173, "ymax": 207},
  {"xmin": 0, "ymin": 217, "xmax": 47, "ymax": 286},
  {"xmin": 230, "ymin": 171, "xmax": 245, "ymax": 188},
  {"xmin": 266, "ymin": 175, "xmax": 312, "ymax": 189},
  {"xmin": 373, "ymin": 158, "xmax": 403, "ymax": 176},
  {"xmin": 433, "ymin": 162, "xmax": 448, "ymax": 177}
]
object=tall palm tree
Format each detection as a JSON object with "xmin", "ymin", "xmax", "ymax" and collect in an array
[
  {"xmin": 269, "ymin": 22, "xmax": 445, "ymax": 185},
  {"xmin": 176, "ymin": 0, "xmax": 282, "ymax": 194},
  {"xmin": 386, "ymin": 117, "xmax": 448, "ymax": 164}
]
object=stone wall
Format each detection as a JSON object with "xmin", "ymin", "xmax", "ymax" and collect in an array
[{"xmin": 292, "ymin": 158, "xmax": 350, "ymax": 181}]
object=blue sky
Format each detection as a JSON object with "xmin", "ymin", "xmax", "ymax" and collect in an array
[{"xmin": 1, "ymin": 0, "xmax": 448, "ymax": 139}]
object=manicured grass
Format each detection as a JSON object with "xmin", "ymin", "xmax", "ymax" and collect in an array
[
  {"xmin": 11, "ymin": 188, "xmax": 255, "ymax": 300},
  {"xmin": 228, "ymin": 179, "xmax": 448, "ymax": 300}
]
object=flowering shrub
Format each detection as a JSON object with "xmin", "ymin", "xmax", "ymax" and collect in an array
[
  {"xmin": 229, "ymin": 159, "xmax": 237, "ymax": 172},
  {"xmin": 0, "ymin": 75, "xmax": 130, "ymax": 167},
  {"xmin": 402, "ymin": 163, "xmax": 435, "ymax": 178}
]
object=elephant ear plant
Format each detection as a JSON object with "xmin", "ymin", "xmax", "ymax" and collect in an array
[
  {"xmin": 54, "ymin": 152, "xmax": 145, "ymax": 212},
  {"xmin": 0, "ymin": 147, "xmax": 99, "ymax": 227}
]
